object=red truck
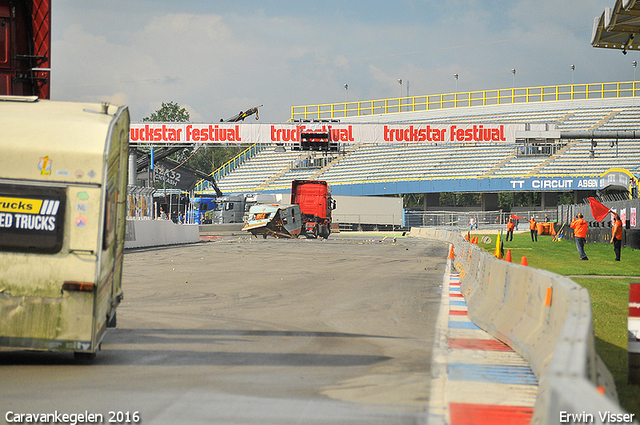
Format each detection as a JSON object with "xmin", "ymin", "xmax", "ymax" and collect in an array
[{"xmin": 291, "ymin": 180, "xmax": 336, "ymax": 239}]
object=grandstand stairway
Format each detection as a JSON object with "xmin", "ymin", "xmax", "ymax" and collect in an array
[
  {"xmin": 483, "ymin": 153, "xmax": 517, "ymax": 176},
  {"xmin": 307, "ymin": 143, "xmax": 364, "ymax": 181},
  {"xmin": 590, "ymin": 109, "xmax": 623, "ymax": 130},
  {"xmin": 254, "ymin": 155, "xmax": 303, "ymax": 191},
  {"xmin": 529, "ymin": 141, "xmax": 575, "ymax": 175}
]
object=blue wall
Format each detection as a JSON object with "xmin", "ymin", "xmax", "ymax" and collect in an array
[{"xmin": 326, "ymin": 175, "xmax": 605, "ymax": 196}]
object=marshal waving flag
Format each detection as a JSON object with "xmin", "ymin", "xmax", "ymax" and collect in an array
[{"xmin": 588, "ymin": 197, "xmax": 612, "ymax": 222}]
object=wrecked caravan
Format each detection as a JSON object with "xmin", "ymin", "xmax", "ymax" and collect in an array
[
  {"xmin": 0, "ymin": 97, "xmax": 130, "ymax": 359},
  {"xmin": 243, "ymin": 204, "xmax": 302, "ymax": 238}
]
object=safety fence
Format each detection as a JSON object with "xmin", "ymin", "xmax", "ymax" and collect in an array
[
  {"xmin": 291, "ymin": 80, "xmax": 640, "ymax": 121},
  {"xmin": 126, "ymin": 186, "xmax": 155, "ymax": 219},
  {"xmin": 404, "ymin": 209, "xmax": 558, "ymax": 230}
]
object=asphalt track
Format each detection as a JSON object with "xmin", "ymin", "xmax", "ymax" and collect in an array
[{"xmin": 0, "ymin": 234, "xmax": 448, "ymax": 425}]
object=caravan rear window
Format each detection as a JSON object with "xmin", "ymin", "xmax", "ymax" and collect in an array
[{"xmin": 0, "ymin": 184, "xmax": 66, "ymax": 253}]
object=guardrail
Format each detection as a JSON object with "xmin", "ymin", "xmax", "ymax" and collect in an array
[
  {"xmin": 410, "ymin": 227, "xmax": 634, "ymax": 424},
  {"xmin": 291, "ymin": 81, "xmax": 640, "ymax": 121}
]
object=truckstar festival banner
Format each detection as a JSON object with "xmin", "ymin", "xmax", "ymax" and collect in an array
[{"xmin": 130, "ymin": 123, "xmax": 536, "ymax": 145}]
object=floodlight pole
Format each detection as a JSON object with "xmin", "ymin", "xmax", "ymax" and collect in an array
[{"xmin": 570, "ymin": 64, "xmax": 575, "ymax": 85}]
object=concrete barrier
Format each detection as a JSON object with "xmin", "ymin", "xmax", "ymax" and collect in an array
[
  {"xmin": 125, "ymin": 219, "xmax": 200, "ymax": 249},
  {"xmin": 409, "ymin": 227, "xmax": 633, "ymax": 424}
]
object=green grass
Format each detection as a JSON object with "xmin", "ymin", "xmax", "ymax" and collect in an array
[
  {"xmin": 478, "ymin": 231, "xmax": 640, "ymax": 276},
  {"xmin": 475, "ymin": 232, "xmax": 640, "ymax": 416}
]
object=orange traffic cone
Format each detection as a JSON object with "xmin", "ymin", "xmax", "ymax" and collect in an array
[
  {"xmin": 448, "ymin": 246, "xmax": 455, "ymax": 259},
  {"xmin": 465, "ymin": 232, "xmax": 470, "ymax": 241},
  {"xmin": 471, "ymin": 236, "xmax": 477, "ymax": 244},
  {"xmin": 505, "ymin": 249, "xmax": 512, "ymax": 262},
  {"xmin": 520, "ymin": 256, "xmax": 528, "ymax": 266}
]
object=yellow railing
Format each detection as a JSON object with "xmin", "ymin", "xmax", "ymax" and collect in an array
[
  {"xmin": 290, "ymin": 81, "xmax": 640, "ymax": 121},
  {"xmin": 194, "ymin": 143, "xmax": 266, "ymax": 192}
]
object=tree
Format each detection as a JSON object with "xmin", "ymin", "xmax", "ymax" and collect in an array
[
  {"xmin": 140, "ymin": 101, "xmax": 247, "ymax": 178},
  {"xmin": 142, "ymin": 101, "xmax": 190, "ymax": 123},
  {"xmin": 438, "ymin": 192, "xmax": 480, "ymax": 207}
]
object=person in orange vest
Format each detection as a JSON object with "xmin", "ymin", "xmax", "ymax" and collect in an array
[
  {"xmin": 528, "ymin": 216, "xmax": 538, "ymax": 242},
  {"xmin": 610, "ymin": 211, "xmax": 623, "ymax": 261},
  {"xmin": 506, "ymin": 219, "xmax": 515, "ymax": 241},
  {"xmin": 570, "ymin": 213, "xmax": 589, "ymax": 260}
]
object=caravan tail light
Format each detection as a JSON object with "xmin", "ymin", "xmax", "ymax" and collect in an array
[{"xmin": 62, "ymin": 281, "xmax": 95, "ymax": 292}]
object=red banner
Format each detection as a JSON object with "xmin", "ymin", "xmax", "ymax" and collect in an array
[
  {"xmin": 630, "ymin": 283, "xmax": 640, "ymax": 354},
  {"xmin": 128, "ymin": 123, "xmax": 527, "ymax": 145},
  {"xmin": 630, "ymin": 283, "xmax": 640, "ymax": 318}
]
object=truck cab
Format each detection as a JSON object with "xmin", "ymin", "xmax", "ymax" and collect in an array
[
  {"xmin": 188, "ymin": 196, "xmax": 217, "ymax": 224},
  {"xmin": 291, "ymin": 180, "xmax": 335, "ymax": 239},
  {"xmin": 209, "ymin": 193, "xmax": 245, "ymax": 224}
]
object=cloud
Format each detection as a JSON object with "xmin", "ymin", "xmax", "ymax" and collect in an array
[
  {"xmin": 333, "ymin": 54, "xmax": 350, "ymax": 70},
  {"xmin": 50, "ymin": 1, "xmax": 634, "ymax": 123}
]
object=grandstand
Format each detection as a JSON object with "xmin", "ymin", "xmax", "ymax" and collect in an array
[{"xmin": 198, "ymin": 81, "xmax": 640, "ymax": 207}]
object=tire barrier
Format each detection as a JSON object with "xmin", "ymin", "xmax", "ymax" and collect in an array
[{"xmin": 409, "ymin": 227, "xmax": 633, "ymax": 424}]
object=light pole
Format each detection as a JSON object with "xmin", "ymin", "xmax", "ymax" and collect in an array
[
  {"xmin": 633, "ymin": 61, "xmax": 637, "ymax": 81},
  {"xmin": 570, "ymin": 64, "xmax": 575, "ymax": 85},
  {"xmin": 453, "ymin": 73, "xmax": 459, "ymax": 93},
  {"xmin": 344, "ymin": 83, "xmax": 348, "ymax": 102},
  {"xmin": 511, "ymin": 68, "xmax": 516, "ymax": 89},
  {"xmin": 397, "ymin": 79, "xmax": 403, "ymax": 97}
]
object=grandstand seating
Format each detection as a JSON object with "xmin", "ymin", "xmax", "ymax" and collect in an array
[
  {"xmin": 539, "ymin": 140, "xmax": 640, "ymax": 175},
  {"xmin": 209, "ymin": 93, "xmax": 640, "ymax": 195},
  {"xmin": 214, "ymin": 151, "xmax": 300, "ymax": 193}
]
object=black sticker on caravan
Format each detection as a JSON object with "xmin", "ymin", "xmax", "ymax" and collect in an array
[{"xmin": 0, "ymin": 184, "xmax": 66, "ymax": 253}]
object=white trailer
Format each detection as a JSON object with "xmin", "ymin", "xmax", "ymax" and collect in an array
[{"xmin": 0, "ymin": 97, "xmax": 130, "ymax": 359}]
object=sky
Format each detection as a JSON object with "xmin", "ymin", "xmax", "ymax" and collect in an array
[{"xmin": 51, "ymin": 0, "xmax": 634, "ymax": 123}]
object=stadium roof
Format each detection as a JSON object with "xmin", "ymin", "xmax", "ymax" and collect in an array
[{"xmin": 592, "ymin": 0, "xmax": 640, "ymax": 53}]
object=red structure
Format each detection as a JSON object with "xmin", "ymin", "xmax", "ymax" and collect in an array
[
  {"xmin": 290, "ymin": 180, "xmax": 335, "ymax": 239},
  {"xmin": 0, "ymin": 0, "xmax": 51, "ymax": 99}
]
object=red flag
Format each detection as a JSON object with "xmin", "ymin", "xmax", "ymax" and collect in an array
[
  {"xmin": 588, "ymin": 197, "xmax": 611, "ymax": 222},
  {"xmin": 510, "ymin": 214, "xmax": 524, "ymax": 220}
]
